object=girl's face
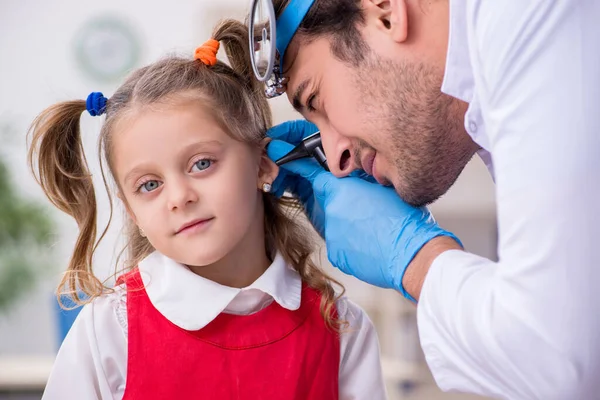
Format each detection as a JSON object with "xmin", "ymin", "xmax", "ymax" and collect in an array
[{"xmin": 112, "ymin": 99, "xmax": 277, "ymax": 274}]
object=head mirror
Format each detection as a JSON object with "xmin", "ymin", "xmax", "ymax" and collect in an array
[{"xmin": 249, "ymin": 0, "xmax": 276, "ymax": 82}]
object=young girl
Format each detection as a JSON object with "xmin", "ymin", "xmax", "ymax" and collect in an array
[{"xmin": 29, "ymin": 20, "xmax": 386, "ymax": 399}]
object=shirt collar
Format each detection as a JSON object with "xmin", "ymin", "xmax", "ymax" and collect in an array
[
  {"xmin": 441, "ymin": 0, "xmax": 475, "ymax": 103},
  {"xmin": 137, "ymin": 251, "xmax": 302, "ymax": 331}
]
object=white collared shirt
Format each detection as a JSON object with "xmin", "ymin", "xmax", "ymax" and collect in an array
[
  {"xmin": 42, "ymin": 252, "xmax": 387, "ymax": 399},
  {"xmin": 418, "ymin": 1, "xmax": 600, "ymax": 399}
]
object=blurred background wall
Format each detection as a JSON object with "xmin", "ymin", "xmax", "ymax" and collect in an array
[{"xmin": 0, "ymin": 1, "xmax": 496, "ymax": 399}]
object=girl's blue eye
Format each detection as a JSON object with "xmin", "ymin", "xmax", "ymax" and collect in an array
[
  {"xmin": 140, "ymin": 180, "xmax": 161, "ymax": 193},
  {"xmin": 192, "ymin": 159, "xmax": 212, "ymax": 172}
]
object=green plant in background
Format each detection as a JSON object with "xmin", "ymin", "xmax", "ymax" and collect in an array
[{"xmin": 0, "ymin": 158, "xmax": 55, "ymax": 312}]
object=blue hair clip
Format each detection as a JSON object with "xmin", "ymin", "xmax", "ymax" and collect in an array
[{"xmin": 86, "ymin": 92, "xmax": 107, "ymax": 117}]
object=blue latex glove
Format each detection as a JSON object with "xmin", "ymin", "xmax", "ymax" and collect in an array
[
  {"xmin": 267, "ymin": 120, "xmax": 462, "ymax": 301},
  {"xmin": 267, "ymin": 121, "xmax": 375, "ymax": 226},
  {"xmin": 268, "ymin": 120, "xmax": 319, "ymax": 199}
]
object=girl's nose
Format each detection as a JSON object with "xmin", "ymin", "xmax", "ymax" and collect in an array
[{"xmin": 167, "ymin": 178, "xmax": 199, "ymax": 211}]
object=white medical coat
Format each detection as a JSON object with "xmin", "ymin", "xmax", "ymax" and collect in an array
[{"xmin": 418, "ymin": 1, "xmax": 600, "ymax": 399}]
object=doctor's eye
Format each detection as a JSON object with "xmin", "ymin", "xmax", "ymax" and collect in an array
[{"xmin": 307, "ymin": 94, "xmax": 317, "ymax": 112}]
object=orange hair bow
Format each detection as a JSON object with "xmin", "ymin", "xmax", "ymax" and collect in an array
[{"xmin": 194, "ymin": 39, "xmax": 220, "ymax": 66}]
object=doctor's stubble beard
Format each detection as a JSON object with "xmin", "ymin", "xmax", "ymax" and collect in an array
[{"xmin": 354, "ymin": 55, "xmax": 478, "ymax": 207}]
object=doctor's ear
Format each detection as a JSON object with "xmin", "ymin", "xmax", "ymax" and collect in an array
[{"xmin": 364, "ymin": 0, "xmax": 408, "ymax": 43}]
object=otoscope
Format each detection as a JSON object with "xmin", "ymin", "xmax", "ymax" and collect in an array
[{"xmin": 274, "ymin": 131, "xmax": 329, "ymax": 172}]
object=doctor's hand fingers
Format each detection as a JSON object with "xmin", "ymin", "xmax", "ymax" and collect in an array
[
  {"xmin": 266, "ymin": 140, "xmax": 301, "ymax": 196},
  {"xmin": 266, "ymin": 120, "xmax": 319, "ymax": 145},
  {"xmin": 270, "ymin": 170, "xmax": 289, "ymax": 198},
  {"xmin": 266, "ymin": 138, "xmax": 294, "ymax": 162},
  {"xmin": 267, "ymin": 139, "xmax": 330, "ymax": 184},
  {"xmin": 267, "ymin": 140, "xmax": 317, "ymax": 201},
  {"xmin": 277, "ymin": 157, "xmax": 332, "ymax": 194}
]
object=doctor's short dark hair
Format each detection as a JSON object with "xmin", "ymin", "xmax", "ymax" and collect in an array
[{"xmin": 273, "ymin": 0, "xmax": 368, "ymax": 66}]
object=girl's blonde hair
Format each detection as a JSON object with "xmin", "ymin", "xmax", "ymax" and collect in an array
[{"xmin": 27, "ymin": 20, "xmax": 345, "ymax": 330}]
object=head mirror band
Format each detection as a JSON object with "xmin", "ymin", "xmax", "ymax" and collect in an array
[{"xmin": 275, "ymin": 0, "xmax": 316, "ymax": 68}]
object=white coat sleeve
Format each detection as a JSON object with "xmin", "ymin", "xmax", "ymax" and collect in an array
[
  {"xmin": 417, "ymin": 1, "xmax": 600, "ymax": 399},
  {"xmin": 337, "ymin": 297, "xmax": 388, "ymax": 399},
  {"xmin": 41, "ymin": 291, "xmax": 128, "ymax": 400}
]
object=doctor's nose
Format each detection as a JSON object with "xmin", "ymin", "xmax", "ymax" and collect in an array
[{"xmin": 320, "ymin": 128, "xmax": 356, "ymax": 178}]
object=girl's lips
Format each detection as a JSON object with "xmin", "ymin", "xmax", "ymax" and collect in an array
[{"xmin": 176, "ymin": 217, "xmax": 214, "ymax": 235}]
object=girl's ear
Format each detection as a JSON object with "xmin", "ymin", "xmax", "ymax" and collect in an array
[{"xmin": 258, "ymin": 139, "xmax": 279, "ymax": 191}]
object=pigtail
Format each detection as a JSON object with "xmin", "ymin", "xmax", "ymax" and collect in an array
[
  {"xmin": 212, "ymin": 19, "xmax": 273, "ymax": 130},
  {"xmin": 27, "ymin": 101, "xmax": 103, "ymax": 306},
  {"xmin": 212, "ymin": 20, "xmax": 257, "ymax": 92}
]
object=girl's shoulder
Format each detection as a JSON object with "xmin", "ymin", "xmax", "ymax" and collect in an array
[
  {"xmin": 46, "ymin": 286, "xmax": 129, "ymax": 398},
  {"xmin": 335, "ymin": 295, "xmax": 385, "ymax": 399},
  {"xmin": 334, "ymin": 295, "xmax": 375, "ymax": 334},
  {"xmin": 75, "ymin": 284, "xmax": 128, "ymax": 337}
]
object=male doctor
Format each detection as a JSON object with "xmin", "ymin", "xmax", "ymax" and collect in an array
[{"xmin": 264, "ymin": 0, "xmax": 600, "ymax": 398}]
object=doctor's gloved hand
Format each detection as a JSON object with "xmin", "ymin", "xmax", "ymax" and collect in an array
[
  {"xmin": 266, "ymin": 119, "xmax": 319, "ymax": 196},
  {"xmin": 266, "ymin": 120, "xmax": 375, "ymax": 222},
  {"xmin": 267, "ymin": 121, "xmax": 462, "ymax": 301}
]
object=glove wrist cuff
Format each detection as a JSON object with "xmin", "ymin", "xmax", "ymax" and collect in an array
[{"xmin": 396, "ymin": 229, "xmax": 462, "ymax": 303}]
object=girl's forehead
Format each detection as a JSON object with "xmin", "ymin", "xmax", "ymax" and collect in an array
[
  {"xmin": 113, "ymin": 99, "xmax": 224, "ymax": 138},
  {"xmin": 108, "ymin": 94, "xmax": 260, "ymax": 180}
]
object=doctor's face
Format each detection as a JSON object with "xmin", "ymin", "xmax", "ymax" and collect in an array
[{"xmin": 284, "ymin": 34, "xmax": 477, "ymax": 207}]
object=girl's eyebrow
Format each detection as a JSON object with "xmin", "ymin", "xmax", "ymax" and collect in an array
[
  {"xmin": 123, "ymin": 163, "xmax": 154, "ymax": 186},
  {"xmin": 179, "ymin": 139, "xmax": 224, "ymax": 154}
]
